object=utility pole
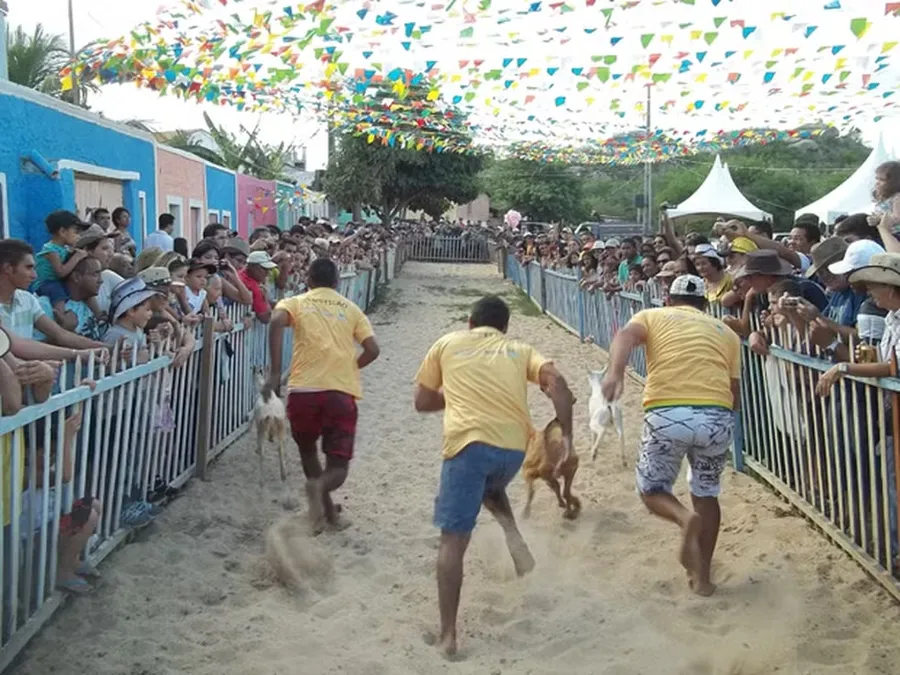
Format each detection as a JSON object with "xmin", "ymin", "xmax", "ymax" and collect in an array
[
  {"xmin": 68, "ymin": 0, "xmax": 80, "ymax": 106},
  {"xmin": 0, "ymin": 0, "xmax": 9, "ymax": 81},
  {"xmin": 643, "ymin": 84, "xmax": 652, "ymax": 235}
]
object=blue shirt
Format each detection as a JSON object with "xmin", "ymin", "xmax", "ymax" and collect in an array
[
  {"xmin": 35, "ymin": 242, "xmax": 69, "ymax": 283},
  {"xmin": 824, "ymin": 288, "xmax": 867, "ymax": 329}
]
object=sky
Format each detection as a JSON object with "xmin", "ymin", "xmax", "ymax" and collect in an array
[{"xmin": 8, "ymin": 0, "xmax": 900, "ymax": 164}]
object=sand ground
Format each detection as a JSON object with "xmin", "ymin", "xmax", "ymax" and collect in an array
[{"xmin": 12, "ymin": 262, "xmax": 900, "ymax": 675}]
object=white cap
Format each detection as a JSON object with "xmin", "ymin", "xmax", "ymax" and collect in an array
[
  {"xmin": 591, "ymin": 240, "xmax": 605, "ymax": 250},
  {"xmin": 247, "ymin": 251, "xmax": 277, "ymax": 269},
  {"xmin": 605, "ymin": 238, "xmax": 620, "ymax": 248},
  {"xmin": 828, "ymin": 239, "xmax": 886, "ymax": 275},
  {"xmin": 669, "ymin": 274, "xmax": 706, "ymax": 297},
  {"xmin": 692, "ymin": 243, "xmax": 724, "ymax": 263}
]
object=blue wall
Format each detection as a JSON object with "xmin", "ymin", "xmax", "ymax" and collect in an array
[
  {"xmin": 0, "ymin": 87, "xmax": 156, "ymax": 249},
  {"xmin": 205, "ymin": 165, "xmax": 236, "ymax": 230}
]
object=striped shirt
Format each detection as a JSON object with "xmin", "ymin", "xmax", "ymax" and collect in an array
[{"xmin": 0, "ymin": 290, "xmax": 46, "ymax": 340}]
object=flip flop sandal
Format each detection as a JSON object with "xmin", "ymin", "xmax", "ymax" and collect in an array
[
  {"xmin": 75, "ymin": 561, "xmax": 101, "ymax": 579},
  {"xmin": 58, "ymin": 577, "xmax": 93, "ymax": 595}
]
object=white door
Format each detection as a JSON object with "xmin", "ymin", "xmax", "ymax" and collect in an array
[{"xmin": 74, "ymin": 174, "xmax": 124, "ymax": 220}]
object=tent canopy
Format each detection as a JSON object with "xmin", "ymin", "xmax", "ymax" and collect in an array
[
  {"xmin": 668, "ymin": 155, "xmax": 772, "ymax": 222},
  {"xmin": 795, "ymin": 133, "xmax": 892, "ymax": 225}
]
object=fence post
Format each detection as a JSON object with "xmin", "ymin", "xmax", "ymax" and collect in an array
[
  {"xmin": 194, "ymin": 317, "xmax": 216, "ymax": 480},
  {"xmin": 539, "ymin": 265, "xmax": 546, "ymax": 312},
  {"xmin": 525, "ymin": 262, "xmax": 532, "ymax": 297},
  {"xmin": 577, "ymin": 269, "xmax": 585, "ymax": 340},
  {"xmin": 731, "ymin": 410, "xmax": 745, "ymax": 472}
]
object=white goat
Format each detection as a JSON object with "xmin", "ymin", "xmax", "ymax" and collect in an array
[
  {"xmin": 587, "ymin": 369, "xmax": 627, "ymax": 465},
  {"xmin": 253, "ymin": 373, "xmax": 290, "ymax": 505}
]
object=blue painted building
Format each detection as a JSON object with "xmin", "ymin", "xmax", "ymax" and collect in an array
[
  {"xmin": 204, "ymin": 165, "xmax": 237, "ymax": 232},
  {"xmin": 0, "ymin": 82, "xmax": 157, "ymax": 250}
]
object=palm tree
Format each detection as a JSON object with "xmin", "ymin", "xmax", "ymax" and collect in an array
[
  {"xmin": 7, "ymin": 24, "xmax": 67, "ymax": 90},
  {"xmin": 7, "ymin": 23, "xmax": 99, "ymax": 106}
]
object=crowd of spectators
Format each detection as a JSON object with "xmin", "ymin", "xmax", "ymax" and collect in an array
[
  {"xmin": 0, "ymin": 209, "xmax": 395, "ymax": 605},
  {"xmin": 505, "ymin": 160, "xmax": 900, "ymax": 575}
]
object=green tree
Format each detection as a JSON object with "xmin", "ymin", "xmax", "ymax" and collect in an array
[
  {"xmin": 323, "ymin": 133, "xmax": 484, "ymax": 225},
  {"xmin": 482, "ymin": 159, "xmax": 587, "ymax": 223},
  {"xmin": 161, "ymin": 113, "xmax": 295, "ymax": 181},
  {"xmin": 7, "ymin": 24, "xmax": 97, "ymax": 106}
]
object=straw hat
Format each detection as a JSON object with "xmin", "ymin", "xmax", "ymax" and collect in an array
[
  {"xmin": 732, "ymin": 250, "xmax": 793, "ymax": 280},
  {"xmin": 805, "ymin": 237, "xmax": 848, "ymax": 278},
  {"xmin": 848, "ymin": 253, "xmax": 900, "ymax": 288}
]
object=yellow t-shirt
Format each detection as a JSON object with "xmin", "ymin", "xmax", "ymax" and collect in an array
[
  {"xmin": 275, "ymin": 287, "xmax": 375, "ymax": 399},
  {"xmin": 630, "ymin": 306, "xmax": 740, "ymax": 411},
  {"xmin": 415, "ymin": 327, "xmax": 548, "ymax": 459},
  {"xmin": 705, "ymin": 273, "xmax": 734, "ymax": 304}
]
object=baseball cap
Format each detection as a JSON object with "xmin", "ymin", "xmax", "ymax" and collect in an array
[
  {"xmin": 692, "ymin": 243, "xmax": 723, "ymax": 262},
  {"xmin": 729, "ymin": 236, "xmax": 758, "ymax": 254},
  {"xmin": 313, "ymin": 237, "xmax": 330, "ymax": 249},
  {"xmin": 605, "ymin": 238, "xmax": 620, "ymax": 248},
  {"xmin": 46, "ymin": 210, "xmax": 89, "ymax": 233},
  {"xmin": 247, "ymin": 250, "xmax": 277, "ymax": 269},
  {"xmin": 828, "ymin": 239, "xmax": 886, "ymax": 276},
  {"xmin": 76, "ymin": 224, "xmax": 116, "ymax": 248},
  {"xmin": 669, "ymin": 274, "xmax": 706, "ymax": 297},
  {"xmin": 223, "ymin": 238, "xmax": 250, "ymax": 257},
  {"xmin": 590, "ymin": 240, "xmax": 605, "ymax": 251},
  {"xmin": 656, "ymin": 261, "xmax": 682, "ymax": 279},
  {"xmin": 187, "ymin": 259, "xmax": 217, "ymax": 275}
]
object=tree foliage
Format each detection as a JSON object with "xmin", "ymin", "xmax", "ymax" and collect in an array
[
  {"xmin": 481, "ymin": 159, "xmax": 587, "ymax": 223},
  {"xmin": 323, "ymin": 134, "xmax": 484, "ymax": 224},
  {"xmin": 161, "ymin": 113, "xmax": 295, "ymax": 181},
  {"xmin": 7, "ymin": 24, "xmax": 98, "ymax": 106}
]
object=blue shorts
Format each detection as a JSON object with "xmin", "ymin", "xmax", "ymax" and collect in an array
[
  {"xmin": 33, "ymin": 280, "xmax": 68, "ymax": 306},
  {"xmin": 434, "ymin": 442, "xmax": 525, "ymax": 535}
]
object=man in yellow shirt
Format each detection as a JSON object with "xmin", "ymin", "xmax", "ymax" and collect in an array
[
  {"xmin": 601, "ymin": 275, "xmax": 740, "ymax": 598},
  {"xmin": 266, "ymin": 258, "xmax": 380, "ymax": 533},
  {"xmin": 414, "ymin": 295, "xmax": 573, "ymax": 658}
]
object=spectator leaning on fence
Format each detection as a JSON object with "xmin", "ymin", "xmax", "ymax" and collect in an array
[
  {"xmin": 76, "ymin": 224, "xmax": 122, "ymax": 316},
  {"xmin": 239, "ymin": 251, "xmax": 277, "ymax": 323}
]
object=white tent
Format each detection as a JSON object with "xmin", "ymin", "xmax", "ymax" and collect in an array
[
  {"xmin": 668, "ymin": 155, "xmax": 772, "ymax": 222},
  {"xmin": 795, "ymin": 133, "xmax": 893, "ymax": 225}
]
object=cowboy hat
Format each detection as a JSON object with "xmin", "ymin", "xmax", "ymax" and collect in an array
[
  {"xmin": 847, "ymin": 252, "xmax": 900, "ymax": 288},
  {"xmin": 805, "ymin": 237, "xmax": 848, "ymax": 278},
  {"xmin": 732, "ymin": 250, "xmax": 793, "ymax": 280}
]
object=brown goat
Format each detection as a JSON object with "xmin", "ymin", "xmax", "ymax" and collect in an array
[{"xmin": 522, "ymin": 410, "xmax": 581, "ymax": 520}]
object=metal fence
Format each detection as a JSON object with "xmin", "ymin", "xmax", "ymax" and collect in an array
[
  {"xmin": 502, "ymin": 250, "xmax": 900, "ymax": 601},
  {"xmin": 405, "ymin": 235, "xmax": 492, "ymax": 263},
  {"xmin": 0, "ymin": 247, "xmax": 402, "ymax": 670}
]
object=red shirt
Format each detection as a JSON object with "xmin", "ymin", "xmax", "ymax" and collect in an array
[{"xmin": 238, "ymin": 268, "xmax": 270, "ymax": 316}]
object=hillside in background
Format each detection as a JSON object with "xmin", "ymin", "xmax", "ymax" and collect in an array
[{"xmin": 581, "ymin": 129, "xmax": 870, "ymax": 229}]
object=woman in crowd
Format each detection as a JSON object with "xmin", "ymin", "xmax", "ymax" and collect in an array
[
  {"xmin": 691, "ymin": 243, "xmax": 739, "ymax": 308},
  {"xmin": 191, "ymin": 240, "xmax": 253, "ymax": 305},
  {"xmin": 77, "ymin": 225, "xmax": 122, "ymax": 316},
  {"xmin": 111, "ymin": 207, "xmax": 136, "ymax": 257}
]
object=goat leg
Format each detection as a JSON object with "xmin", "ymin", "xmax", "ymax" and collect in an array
[
  {"xmin": 562, "ymin": 468, "xmax": 581, "ymax": 520},
  {"xmin": 545, "ymin": 477, "xmax": 565, "ymax": 509},
  {"xmin": 523, "ymin": 479, "xmax": 536, "ymax": 519},
  {"xmin": 590, "ymin": 431, "xmax": 602, "ymax": 462},
  {"xmin": 256, "ymin": 425, "xmax": 266, "ymax": 490},
  {"xmin": 277, "ymin": 425, "xmax": 288, "ymax": 483}
]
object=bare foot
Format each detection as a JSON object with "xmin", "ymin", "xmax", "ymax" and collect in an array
[
  {"xmin": 439, "ymin": 632, "xmax": 458, "ymax": 660},
  {"xmin": 679, "ymin": 514, "xmax": 703, "ymax": 577},
  {"xmin": 689, "ymin": 577, "xmax": 717, "ymax": 597},
  {"xmin": 509, "ymin": 540, "xmax": 536, "ymax": 577},
  {"xmin": 305, "ymin": 480, "xmax": 326, "ymax": 535},
  {"xmin": 326, "ymin": 516, "xmax": 352, "ymax": 532}
]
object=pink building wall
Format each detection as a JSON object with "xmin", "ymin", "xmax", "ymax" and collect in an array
[
  {"xmin": 156, "ymin": 147, "xmax": 206, "ymax": 248},
  {"xmin": 237, "ymin": 174, "xmax": 277, "ymax": 238}
]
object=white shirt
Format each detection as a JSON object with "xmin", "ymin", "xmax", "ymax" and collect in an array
[
  {"xmin": 144, "ymin": 230, "xmax": 175, "ymax": 252},
  {"xmin": 879, "ymin": 310, "xmax": 900, "ymax": 364},
  {"xmin": 185, "ymin": 287, "xmax": 207, "ymax": 314}
]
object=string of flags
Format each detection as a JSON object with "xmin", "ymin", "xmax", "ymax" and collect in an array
[{"xmin": 62, "ymin": 0, "xmax": 900, "ymax": 163}]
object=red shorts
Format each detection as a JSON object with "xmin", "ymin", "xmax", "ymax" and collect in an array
[{"xmin": 286, "ymin": 391, "xmax": 358, "ymax": 461}]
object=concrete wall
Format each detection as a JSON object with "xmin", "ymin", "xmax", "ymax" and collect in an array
[
  {"xmin": 445, "ymin": 193, "xmax": 491, "ymax": 223},
  {"xmin": 0, "ymin": 82, "xmax": 156, "ymax": 250},
  {"xmin": 156, "ymin": 147, "xmax": 206, "ymax": 248},
  {"xmin": 205, "ymin": 165, "xmax": 237, "ymax": 231},
  {"xmin": 237, "ymin": 174, "xmax": 276, "ymax": 237}
]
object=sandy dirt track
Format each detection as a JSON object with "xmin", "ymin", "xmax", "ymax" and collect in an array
[{"xmin": 12, "ymin": 262, "xmax": 900, "ymax": 675}]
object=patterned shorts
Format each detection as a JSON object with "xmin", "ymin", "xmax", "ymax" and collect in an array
[{"xmin": 637, "ymin": 406, "xmax": 734, "ymax": 498}]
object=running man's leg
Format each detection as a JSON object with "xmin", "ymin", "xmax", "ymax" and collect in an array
[
  {"xmin": 481, "ymin": 448, "xmax": 533, "ymax": 576},
  {"xmin": 286, "ymin": 393, "xmax": 326, "ymax": 530},
  {"xmin": 685, "ymin": 407, "xmax": 734, "ymax": 596},
  {"xmin": 318, "ymin": 392, "xmax": 358, "ymax": 528},
  {"xmin": 636, "ymin": 408, "xmax": 702, "ymax": 581},
  {"xmin": 433, "ymin": 444, "xmax": 490, "ymax": 658}
]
